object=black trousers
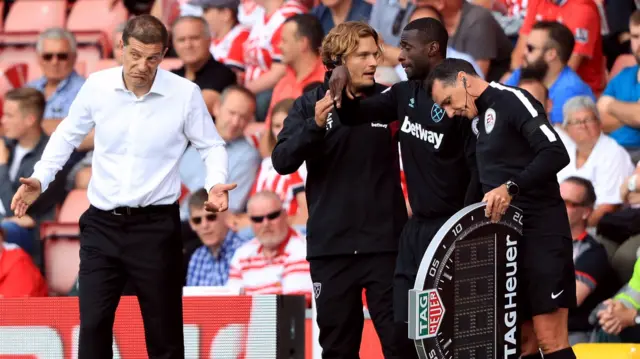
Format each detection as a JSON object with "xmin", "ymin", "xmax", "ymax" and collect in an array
[
  {"xmin": 77, "ymin": 204, "xmax": 184, "ymax": 359},
  {"xmin": 309, "ymin": 253, "xmax": 397, "ymax": 359}
]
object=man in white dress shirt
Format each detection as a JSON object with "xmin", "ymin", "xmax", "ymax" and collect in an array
[{"xmin": 10, "ymin": 15, "xmax": 235, "ymax": 359}]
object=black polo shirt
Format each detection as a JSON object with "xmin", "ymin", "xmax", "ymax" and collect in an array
[{"xmin": 172, "ymin": 55, "xmax": 236, "ymax": 94}]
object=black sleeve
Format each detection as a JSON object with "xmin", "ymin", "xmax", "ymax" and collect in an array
[
  {"xmin": 271, "ymin": 96, "xmax": 326, "ymax": 175},
  {"xmin": 336, "ymin": 85, "xmax": 398, "ymax": 126},
  {"xmin": 575, "ymin": 244, "xmax": 610, "ymax": 291},
  {"xmin": 462, "ymin": 117, "xmax": 483, "ymax": 204},
  {"xmin": 509, "ymin": 102, "xmax": 570, "ymax": 193}
]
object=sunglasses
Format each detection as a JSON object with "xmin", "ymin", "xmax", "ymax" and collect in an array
[
  {"xmin": 191, "ymin": 213, "xmax": 217, "ymax": 225},
  {"xmin": 42, "ymin": 52, "xmax": 70, "ymax": 61},
  {"xmin": 250, "ymin": 210, "xmax": 282, "ymax": 223}
]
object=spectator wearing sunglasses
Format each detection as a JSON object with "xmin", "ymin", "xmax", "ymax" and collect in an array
[
  {"xmin": 28, "ymin": 28, "xmax": 86, "ymax": 146},
  {"xmin": 226, "ymin": 191, "xmax": 312, "ymax": 305},
  {"xmin": 186, "ymin": 189, "xmax": 249, "ymax": 287}
]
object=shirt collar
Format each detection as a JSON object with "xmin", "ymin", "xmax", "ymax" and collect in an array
[
  {"xmin": 34, "ymin": 70, "xmax": 81, "ymax": 92},
  {"xmin": 114, "ymin": 66, "xmax": 169, "ymax": 96},
  {"xmin": 474, "ymin": 81, "xmax": 499, "ymax": 114}
]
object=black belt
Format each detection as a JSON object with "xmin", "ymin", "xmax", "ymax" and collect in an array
[{"xmin": 92, "ymin": 203, "xmax": 177, "ymax": 216}]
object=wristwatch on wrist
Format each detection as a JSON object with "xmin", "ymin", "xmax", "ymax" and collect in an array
[
  {"xmin": 505, "ymin": 180, "xmax": 519, "ymax": 197},
  {"xmin": 634, "ymin": 313, "xmax": 640, "ymax": 326}
]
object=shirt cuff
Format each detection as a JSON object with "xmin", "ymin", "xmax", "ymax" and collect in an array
[{"xmin": 31, "ymin": 168, "xmax": 53, "ymax": 193}]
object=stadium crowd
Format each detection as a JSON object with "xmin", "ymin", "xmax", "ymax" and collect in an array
[{"xmin": 1, "ymin": 0, "xmax": 640, "ymax": 347}]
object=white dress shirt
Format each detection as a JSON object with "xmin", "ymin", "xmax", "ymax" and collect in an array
[
  {"xmin": 31, "ymin": 67, "xmax": 228, "ymax": 211},
  {"xmin": 557, "ymin": 133, "xmax": 635, "ymax": 206}
]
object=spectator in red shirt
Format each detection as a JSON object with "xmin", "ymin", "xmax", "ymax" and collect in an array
[
  {"xmin": 196, "ymin": 0, "xmax": 251, "ymax": 73},
  {"xmin": 0, "ymin": 228, "xmax": 47, "ymax": 298},
  {"xmin": 509, "ymin": 0, "xmax": 605, "ymax": 94},
  {"xmin": 264, "ymin": 14, "xmax": 325, "ymax": 126}
]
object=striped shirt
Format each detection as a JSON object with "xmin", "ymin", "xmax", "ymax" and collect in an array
[
  {"xmin": 243, "ymin": 1, "xmax": 305, "ymax": 82},
  {"xmin": 186, "ymin": 231, "xmax": 248, "ymax": 287},
  {"xmin": 251, "ymin": 157, "xmax": 306, "ymax": 216},
  {"xmin": 211, "ymin": 24, "xmax": 250, "ymax": 70},
  {"xmin": 226, "ymin": 229, "xmax": 312, "ymax": 304}
]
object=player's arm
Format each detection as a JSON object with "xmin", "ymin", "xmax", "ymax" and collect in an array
[
  {"xmin": 509, "ymin": 101, "xmax": 570, "ymax": 194},
  {"xmin": 337, "ymin": 86, "xmax": 398, "ymax": 126},
  {"xmin": 461, "ymin": 117, "xmax": 483, "ymax": 205},
  {"xmin": 31, "ymin": 79, "xmax": 97, "ymax": 192},
  {"xmin": 271, "ymin": 96, "xmax": 325, "ymax": 175},
  {"xmin": 329, "ymin": 65, "xmax": 398, "ymax": 125}
]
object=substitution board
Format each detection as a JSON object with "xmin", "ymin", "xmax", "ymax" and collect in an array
[{"xmin": 409, "ymin": 203, "xmax": 523, "ymax": 359}]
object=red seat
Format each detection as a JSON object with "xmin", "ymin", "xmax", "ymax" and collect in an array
[
  {"xmin": 85, "ymin": 58, "xmax": 118, "ymax": 75},
  {"xmin": 58, "ymin": 189, "xmax": 90, "ymax": 223},
  {"xmin": 67, "ymin": 0, "xmax": 128, "ymax": 57},
  {"xmin": 41, "ymin": 225, "xmax": 80, "ymax": 295},
  {"xmin": 4, "ymin": 0, "xmax": 67, "ymax": 34}
]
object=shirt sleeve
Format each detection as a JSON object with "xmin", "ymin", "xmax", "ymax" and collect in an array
[
  {"xmin": 31, "ymin": 78, "xmax": 96, "ymax": 192},
  {"xmin": 337, "ymin": 84, "xmax": 398, "ymax": 126},
  {"xmin": 227, "ymin": 31, "xmax": 249, "ymax": 70},
  {"xmin": 269, "ymin": 25, "xmax": 285, "ymax": 63},
  {"xmin": 602, "ymin": 71, "xmax": 623, "ymax": 98},
  {"xmin": 570, "ymin": 3, "xmax": 601, "ymax": 59},
  {"xmin": 281, "ymin": 242, "xmax": 312, "ymax": 305},
  {"xmin": 504, "ymin": 69, "xmax": 521, "ymax": 87},
  {"xmin": 0, "ymin": 255, "xmax": 47, "ymax": 297},
  {"xmin": 594, "ymin": 146, "xmax": 635, "ymax": 205},
  {"xmin": 518, "ymin": 0, "xmax": 539, "ymax": 35},
  {"xmin": 227, "ymin": 145, "xmax": 261, "ymax": 213},
  {"xmin": 460, "ymin": 10, "xmax": 499, "ymax": 61},
  {"xmin": 508, "ymin": 90, "xmax": 570, "ymax": 193},
  {"xmin": 271, "ymin": 96, "xmax": 326, "ymax": 175},
  {"xmin": 226, "ymin": 250, "xmax": 244, "ymax": 293},
  {"xmin": 184, "ymin": 84, "xmax": 228, "ymax": 192},
  {"xmin": 574, "ymin": 243, "xmax": 609, "ymax": 291}
]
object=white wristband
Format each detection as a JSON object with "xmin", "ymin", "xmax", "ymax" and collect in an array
[{"xmin": 628, "ymin": 174, "xmax": 637, "ymax": 193}]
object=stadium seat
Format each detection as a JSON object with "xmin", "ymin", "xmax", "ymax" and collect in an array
[
  {"xmin": 159, "ymin": 58, "xmax": 183, "ymax": 70},
  {"xmin": 3, "ymin": 0, "xmax": 67, "ymax": 34},
  {"xmin": 610, "ymin": 54, "xmax": 636, "ymax": 80},
  {"xmin": 573, "ymin": 343, "xmax": 640, "ymax": 359},
  {"xmin": 595, "ymin": 234, "xmax": 620, "ymax": 263},
  {"xmin": 85, "ymin": 58, "xmax": 118, "ymax": 75},
  {"xmin": 58, "ymin": 189, "xmax": 90, "ymax": 223},
  {"xmin": 42, "ymin": 229, "xmax": 80, "ymax": 295},
  {"xmin": 67, "ymin": 0, "xmax": 128, "ymax": 57},
  {"xmin": 0, "ymin": 47, "xmax": 37, "ymax": 64},
  {"xmin": 611, "ymin": 235, "xmax": 640, "ymax": 284}
]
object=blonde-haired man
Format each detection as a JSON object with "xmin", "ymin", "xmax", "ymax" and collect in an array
[{"xmin": 272, "ymin": 21, "xmax": 407, "ymax": 358}]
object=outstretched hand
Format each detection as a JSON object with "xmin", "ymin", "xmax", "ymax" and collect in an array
[
  {"xmin": 328, "ymin": 65, "xmax": 354, "ymax": 108},
  {"xmin": 204, "ymin": 183, "xmax": 238, "ymax": 213},
  {"xmin": 11, "ymin": 177, "xmax": 42, "ymax": 218}
]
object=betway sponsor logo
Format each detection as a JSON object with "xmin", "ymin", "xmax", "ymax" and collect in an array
[
  {"xmin": 504, "ymin": 234, "xmax": 518, "ymax": 358},
  {"xmin": 400, "ymin": 116, "xmax": 443, "ymax": 149}
]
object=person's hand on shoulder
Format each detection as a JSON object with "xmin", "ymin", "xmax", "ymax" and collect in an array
[
  {"xmin": 205, "ymin": 183, "xmax": 238, "ymax": 213},
  {"xmin": 11, "ymin": 177, "xmax": 42, "ymax": 217},
  {"xmin": 328, "ymin": 65, "xmax": 354, "ymax": 108}
]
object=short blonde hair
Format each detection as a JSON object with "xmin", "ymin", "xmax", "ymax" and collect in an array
[{"xmin": 321, "ymin": 21, "xmax": 382, "ymax": 70}]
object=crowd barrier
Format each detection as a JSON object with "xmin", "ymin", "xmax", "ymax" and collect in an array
[{"xmin": 0, "ymin": 295, "xmax": 385, "ymax": 359}]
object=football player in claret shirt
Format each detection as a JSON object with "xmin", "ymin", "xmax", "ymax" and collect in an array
[{"xmin": 428, "ymin": 58, "xmax": 576, "ymax": 359}]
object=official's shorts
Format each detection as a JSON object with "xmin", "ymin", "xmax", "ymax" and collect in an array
[
  {"xmin": 519, "ymin": 203, "xmax": 577, "ymax": 320},
  {"xmin": 394, "ymin": 216, "xmax": 450, "ymax": 323}
]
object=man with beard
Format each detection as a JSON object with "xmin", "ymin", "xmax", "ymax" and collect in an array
[
  {"xmin": 328, "ymin": 17, "xmax": 481, "ymax": 358},
  {"xmin": 271, "ymin": 22, "xmax": 407, "ymax": 358},
  {"xmin": 504, "ymin": 21, "xmax": 594, "ymax": 125}
]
